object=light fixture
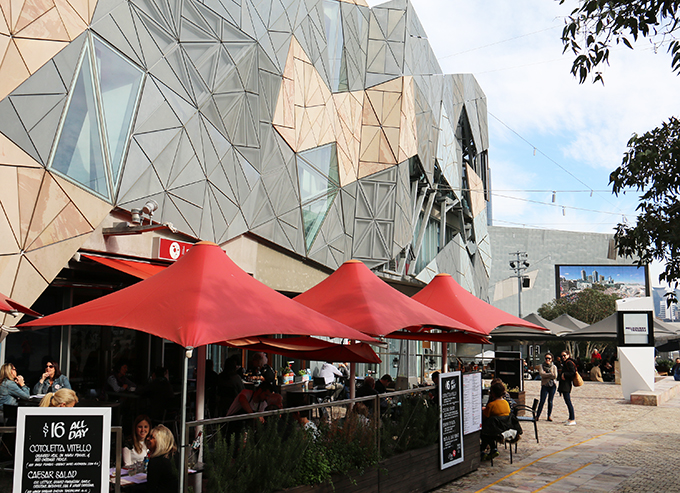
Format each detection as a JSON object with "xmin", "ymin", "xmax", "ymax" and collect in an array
[
  {"xmin": 392, "ymin": 357, "xmax": 399, "ymax": 368},
  {"xmin": 142, "ymin": 199, "xmax": 159, "ymax": 217}
]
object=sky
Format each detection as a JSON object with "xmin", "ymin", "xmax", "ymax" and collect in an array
[{"xmin": 367, "ymin": 0, "xmax": 679, "ymax": 287}]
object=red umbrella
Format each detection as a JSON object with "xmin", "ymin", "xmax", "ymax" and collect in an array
[
  {"xmin": 0, "ymin": 292, "xmax": 42, "ymax": 318},
  {"xmin": 412, "ymin": 273, "xmax": 545, "ymax": 336},
  {"xmin": 222, "ymin": 336, "xmax": 381, "ymax": 364},
  {"xmin": 294, "ymin": 260, "xmax": 486, "ymax": 340},
  {"xmin": 20, "ymin": 242, "xmax": 375, "ymax": 346}
]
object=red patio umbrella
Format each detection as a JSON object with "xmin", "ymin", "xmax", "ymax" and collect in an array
[
  {"xmin": 294, "ymin": 260, "xmax": 487, "ymax": 340},
  {"xmin": 412, "ymin": 273, "xmax": 545, "ymax": 335},
  {"xmin": 1, "ymin": 291, "xmax": 42, "ymax": 318},
  {"xmin": 223, "ymin": 336, "xmax": 381, "ymax": 364}
]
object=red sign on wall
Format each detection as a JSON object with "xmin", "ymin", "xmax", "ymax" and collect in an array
[{"xmin": 155, "ymin": 238, "xmax": 194, "ymax": 261}]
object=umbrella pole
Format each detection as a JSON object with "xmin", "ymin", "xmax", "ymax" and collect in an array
[
  {"xmin": 442, "ymin": 342, "xmax": 448, "ymax": 373},
  {"xmin": 349, "ymin": 361, "xmax": 356, "ymax": 401},
  {"xmin": 179, "ymin": 348, "xmax": 191, "ymax": 493}
]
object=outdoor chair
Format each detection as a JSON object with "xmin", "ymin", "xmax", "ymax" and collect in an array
[
  {"xmin": 514, "ymin": 398, "xmax": 539, "ymax": 443},
  {"xmin": 481, "ymin": 413, "xmax": 523, "ymax": 466}
]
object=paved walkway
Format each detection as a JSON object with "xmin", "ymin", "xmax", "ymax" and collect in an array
[{"xmin": 434, "ymin": 380, "xmax": 680, "ymax": 493}]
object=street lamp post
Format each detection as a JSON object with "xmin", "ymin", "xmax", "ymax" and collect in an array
[{"xmin": 509, "ymin": 251, "xmax": 530, "ymax": 318}]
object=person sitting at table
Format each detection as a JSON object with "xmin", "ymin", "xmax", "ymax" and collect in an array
[
  {"xmin": 33, "ymin": 359, "xmax": 71, "ymax": 395},
  {"xmin": 227, "ymin": 381, "xmax": 275, "ymax": 419},
  {"xmin": 490, "ymin": 378, "xmax": 516, "ymax": 412},
  {"xmin": 375, "ymin": 374, "xmax": 393, "ymax": 393},
  {"xmin": 248, "ymin": 352, "xmax": 275, "ymax": 384},
  {"xmin": 218, "ymin": 356, "xmax": 244, "ymax": 415},
  {"xmin": 0, "ymin": 362, "xmax": 30, "ymax": 407},
  {"xmin": 319, "ymin": 361, "xmax": 344, "ymax": 400},
  {"xmin": 356, "ymin": 376, "xmax": 378, "ymax": 398},
  {"xmin": 590, "ymin": 360, "xmax": 604, "ymax": 382},
  {"xmin": 108, "ymin": 360, "xmax": 136, "ymax": 392},
  {"xmin": 123, "ymin": 415, "xmax": 151, "ymax": 467},
  {"xmin": 39, "ymin": 388, "xmax": 78, "ymax": 407},
  {"xmin": 141, "ymin": 367, "xmax": 174, "ymax": 422},
  {"xmin": 480, "ymin": 382, "xmax": 511, "ymax": 461},
  {"xmin": 145, "ymin": 424, "xmax": 178, "ymax": 491}
]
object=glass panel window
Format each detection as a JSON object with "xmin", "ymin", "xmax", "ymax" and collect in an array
[
  {"xmin": 301, "ymin": 191, "xmax": 338, "ymax": 251},
  {"xmin": 93, "ymin": 37, "xmax": 144, "ymax": 187},
  {"xmin": 51, "ymin": 44, "xmax": 110, "ymax": 199},
  {"xmin": 298, "ymin": 143, "xmax": 339, "ymax": 184},
  {"xmin": 323, "ymin": 0, "xmax": 345, "ymax": 92},
  {"xmin": 297, "ymin": 157, "xmax": 338, "ymax": 203}
]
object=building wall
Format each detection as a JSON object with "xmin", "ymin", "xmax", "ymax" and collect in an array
[
  {"xmin": 0, "ymin": 0, "xmax": 491, "ymax": 323},
  {"xmin": 487, "ymin": 226, "xmax": 638, "ymax": 317}
]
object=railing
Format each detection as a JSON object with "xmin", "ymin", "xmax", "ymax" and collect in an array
[{"xmin": 181, "ymin": 386, "xmax": 435, "ymax": 493}]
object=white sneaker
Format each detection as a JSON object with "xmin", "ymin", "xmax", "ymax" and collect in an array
[{"xmin": 566, "ymin": 420, "xmax": 576, "ymax": 426}]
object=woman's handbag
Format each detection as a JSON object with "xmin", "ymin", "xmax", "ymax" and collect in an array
[{"xmin": 573, "ymin": 372, "xmax": 584, "ymax": 387}]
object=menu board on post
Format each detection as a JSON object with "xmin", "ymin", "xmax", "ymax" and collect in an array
[
  {"xmin": 462, "ymin": 372, "xmax": 482, "ymax": 435},
  {"xmin": 14, "ymin": 407, "xmax": 111, "ymax": 493},
  {"xmin": 439, "ymin": 371, "xmax": 463, "ymax": 470}
]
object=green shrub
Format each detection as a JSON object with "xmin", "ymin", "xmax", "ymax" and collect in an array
[
  {"xmin": 656, "ymin": 359, "xmax": 673, "ymax": 373},
  {"xmin": 205, "ymin": 412, "xmax": 379, "ymax": 492}
]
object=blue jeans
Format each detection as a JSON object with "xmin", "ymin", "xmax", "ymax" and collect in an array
[
  {"xmin": 536, "ymin": 384, "xmax": 556, "ymax": 419},
  {"xmin": 562, "ymin": 391, "xmax": 575, "ymax": 421}
]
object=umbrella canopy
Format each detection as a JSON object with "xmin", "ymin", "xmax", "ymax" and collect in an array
[
  {"xmin": 294, "ymin": 260, "xmax": 486, "ymax": 340},
  {"xmin": 19, "ymin": 242, "xmax": 376, "ymax": 346},
  {"xmin": 656, "ymin": 339, "xmax": 680, "ymax": 352},
  {"xmin": 563, "ymin": 313, "xmax": 679, "ymax": 341},
  {"xmin": 474, "ymin": 350, "xmax": 495, "ymax": 363},
  {"xmin": 412, "ymin": 274, "xmax": 545, "ymax": 335},
  {"xmin": 490, "ymin": 313, "xmax": 563, "ymax": 343},
  {"xmin": 222, "ymin": 336, "xmax": 381, "ymax": 364},
  {"xmin": 551, "ymin": 313, "xmax": 588, "ymax": 333},
  {"xmin": 1, "ymin": 292, "xmax": 42, "ymax": 318}
]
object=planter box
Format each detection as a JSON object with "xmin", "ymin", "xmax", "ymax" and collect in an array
[
  {"xmin": 509, "ymin": 391, "xmax": 525, "ymax": 416},
  {"xmin": 281, "ymin": 431, "xmax": 481, "ymax": 493}
]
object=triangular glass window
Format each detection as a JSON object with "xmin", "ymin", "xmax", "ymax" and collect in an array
[
  {"xmin": 298, "ymin": 143, "xmax": 339, "ymax": 184},
  {"xmin": 93, "ymin": 37, "xmax": 144, "ymax": 187},
  {"xmin": 51, "ymin": 43, "xmax": 109, "ymax": 199},
  {"xmin": 297, "ymin": 157, "xmax": 338, "ymax": 204},
  {"xmin": 302, "ymin": 191, "xmax": 338, "ymax": 252}
]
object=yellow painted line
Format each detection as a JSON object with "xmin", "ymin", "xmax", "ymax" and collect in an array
[
  {"xmin": 531, "ymin": 462, "xmax": 592, "ymax": 492},
  {"xmin": 473, "ymin": 432, "xmax": 609, "ymax": 493}
]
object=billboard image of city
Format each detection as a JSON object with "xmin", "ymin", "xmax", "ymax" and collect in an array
[
  {"xmin": 652, "ymin": 287, "xmax": 680, "ymax": 322},
  {"xmin": 556, "ymin": 265, "xmax": 648, "ymax": 299}
]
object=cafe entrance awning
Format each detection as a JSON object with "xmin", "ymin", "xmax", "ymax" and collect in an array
[{"xmin": 81, "ymin": 254, "xmax": 168, "ymax": 280}]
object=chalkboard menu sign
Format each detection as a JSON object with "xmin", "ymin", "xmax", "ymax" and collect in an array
[
  {"xmin": 14, "ymin": 408, "xmax": 111, "ymax": 493},
  {"xmin": 439, "ymin": 371, "xmax": 463, "ymax": 470}
]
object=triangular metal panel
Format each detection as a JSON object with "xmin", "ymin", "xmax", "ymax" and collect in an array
[
  {"xmin": 12, "ymin": 61, "xmax": 66, "ymax": 96},
  {"xmin": 118, "ymin": 161, "xmax": 164, "ymax": 204},
  {"xmin": 116, "ymin": 139, "xmax": 152, "ymax": 203},
  {"xmin": 151, "ymin": 130, "xmax": 182, "ymax": 186},
  {"xmin": 0, "ymin": 99, "xmax": 42, "ymax": 165},
  {"xmin": 92, "ymin": 4, "xmax": 145, "ymax": 67},
  {"xmin": 28, "ymin": 98, "xmax": 67, "ymax": 165},
  {"xmin": 207, "ymin": 184, "xmax": 229, "ymax": 240}
]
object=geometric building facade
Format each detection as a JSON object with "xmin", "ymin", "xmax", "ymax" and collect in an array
[{"xmin": 0, "ymin": 0, "xmax": 491, "ymax": 324}]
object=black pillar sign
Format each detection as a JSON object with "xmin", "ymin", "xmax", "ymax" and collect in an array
[
  {"xmin": 14, "ymin": 408, "xmax": 111, "ymax": 493},
  {"xmin": 439, "ymin": 371, "xmax": 464, "ymax": 470}
]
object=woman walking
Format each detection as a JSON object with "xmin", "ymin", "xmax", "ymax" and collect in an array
[
  {"xmin": 536, "ymin": 353, "xmax": 557, "ymax": 421},
  {"xmin": 558, "ymin": 350, "xmax": 577, "ymax": 426}
]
